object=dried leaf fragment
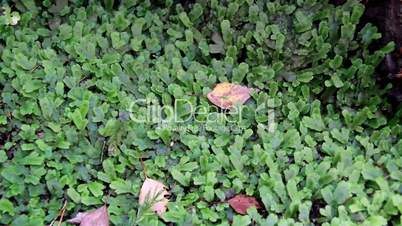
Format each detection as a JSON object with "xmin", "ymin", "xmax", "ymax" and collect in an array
[
  {"xmin": 67, "ymin": 205, "xmax": 109, "ymax": 226},
  {"xmin": 139, "ymin": 178, "xmax": 169, "ymax": 216},
  {"xmin": 207, "ymin": 82, "xmax": 253, "ymax": 109},
  {"xmin": 228, "ymin": 194, "xmax": 261, "ymax": 215}
]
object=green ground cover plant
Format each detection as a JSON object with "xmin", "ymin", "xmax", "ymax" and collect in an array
[{"xmin": 0, "ymin": 0, "xmax": 401, "ymax": 225}]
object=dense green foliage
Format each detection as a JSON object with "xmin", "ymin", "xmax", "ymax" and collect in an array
[{"xmin": 0, "ymin": 0, "xmax": 401, "ymax": 225}]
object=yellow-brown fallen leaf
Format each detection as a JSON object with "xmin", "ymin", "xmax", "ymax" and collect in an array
[
  {"xmin": 207, "ymin": 82, "xmax": 253, "ymax": 109},
  {"xmin": 139, "ymin": 178, "xmax": 169, "ymax": 216},
  {"xmin": 67, "ymin": 205, "xmax": 109, "ymax": 226}
]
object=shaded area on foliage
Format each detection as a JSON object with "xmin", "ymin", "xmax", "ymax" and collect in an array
[{"xmin": 331, "ymin": 0, "xmax": 402, "ymax": 106}]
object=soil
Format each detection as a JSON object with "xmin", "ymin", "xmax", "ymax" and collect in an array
[
  {"xmin": 0, "ymin": 132, "xmax": 7, "ymax": 147},
  {"xmin": 310, "ymin": 199, "xmax": 326, "ymax": 225}
]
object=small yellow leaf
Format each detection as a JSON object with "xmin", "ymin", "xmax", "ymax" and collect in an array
[{"xmin": 207, "ymin": 82, "xmax": 253, "ymax": 109}]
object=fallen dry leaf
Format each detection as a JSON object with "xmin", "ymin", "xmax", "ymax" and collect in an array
[
  {"xmin": 207, "ymin": 82, "xmax": 253, "ymax": 109},
  {"xmin": 139, "ymin": 178, "xmax": 169, "ymax": 216},
  {"xmin": 228, "ymin": 194, "xmax": 261, "ymax": 215},
  {"xmin": 67, "ymin": 205, "xmax": 109, "ymax": 226}
]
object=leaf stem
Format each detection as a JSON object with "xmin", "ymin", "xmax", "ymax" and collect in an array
[
  {"xmin": 140, "ymin": 156, "xmax": 148, "ymax": 178},
  {"xmin": 57, "ymin": 200, "xmax": 68, "ymax": 226}
]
